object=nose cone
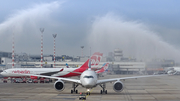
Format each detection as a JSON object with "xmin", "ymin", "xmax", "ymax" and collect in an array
[
  {"xmin": 0, "ymin": 71, "xmax": 4, "ymax": 76},
  {"xmin": 0, "ymin": 71, "xmax": 7, "ymax": 77},
  {"xmin": 83, "ymin": 79, "xmax": 96, "ymax": 88},
  {"xmin": 0, "ymin": 71, "xmax": 4, "ymax": 77}
]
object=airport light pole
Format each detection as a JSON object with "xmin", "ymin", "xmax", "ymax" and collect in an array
[
  {"xmin": 53, "ymin": 34, "xmax": 57, "ymax": 68},
  {"xmin": 90, "ymin": 47, "xmax": 91, "ymax": 57},
  {"xmin": 81, "ymin": 46, "xmax": 84, "ymax": 57},
  {"xmin": 40, "ymin": 28, "xmax": 44, "ymax": 68},
  {"xmin": 12, "ymin": 33, "xmax": 15, "ymax": 68}
]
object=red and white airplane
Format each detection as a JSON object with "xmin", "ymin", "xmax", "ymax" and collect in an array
[
  {"xmin": 16, "ymin": 59, "xmax": 166, "ymax": 95},
  {"xmin": 0, "ymin": 52, "xmax": 103, "ymax": 79}
]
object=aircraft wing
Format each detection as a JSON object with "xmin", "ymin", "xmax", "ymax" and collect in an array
[
  {"xmin": 64, "ymin": 71, "xmax": 82, "ymax": 74},
  {"xmin": 97, "ymin": 75, "xmax": 167, "ymax": 85},
  {"xmin": 40, "ymin": 68, "xmax": 64, "ymax": 76},
  {"xmin": 12, "ymin": 73, "xmax": 81, "ymax": 84}
]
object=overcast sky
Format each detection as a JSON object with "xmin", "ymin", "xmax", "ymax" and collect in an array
[{"xmin": 0, "ymin": 0, "xmax": 180, "ymax": 61}]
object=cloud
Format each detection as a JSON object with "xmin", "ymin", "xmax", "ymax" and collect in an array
[
  {"xmin": 88, "ymin": 13, "xmax": 180, "ymax": 61},
  {"xmin": 0, "ymin": 1, "xmax": 179, "ymax": 61},
  {"xmin": 0, "ymin": 1, "xmax": 62, "ymax": 54}
]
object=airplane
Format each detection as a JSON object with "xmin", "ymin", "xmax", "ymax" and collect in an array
[
  {"xmin": 0, "ymin": 52, "xmax": 103, "ymax": 79},
  {"xmin": 166, "ymin": 67, "xmax": 180, "ymax": 75},
  {"xmin": 14, "ymin": 58, "xmax": 167, "ymax": 95}
]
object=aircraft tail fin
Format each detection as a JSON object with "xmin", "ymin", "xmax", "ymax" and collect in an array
[
  {"xmin": 96, "ymin": 63, "xmax": 109, "ymax": 74},
  {"xmin": 79, "ymin": 52, "xmax": 103, "ymax": 70},
  {"xmin": 66, "ymin": 63, "xmax": 69, "ymax": 68}
]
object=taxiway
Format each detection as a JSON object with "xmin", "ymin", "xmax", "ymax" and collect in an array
[{"xmin": 0, "ymin": 75, "xmax": 180, "ymax": 101}]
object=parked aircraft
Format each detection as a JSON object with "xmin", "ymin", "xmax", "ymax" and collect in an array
[
  {"xmin": 166, "ymin": 67, "xmax": 180, "ymax": 75},
  {"xmin": 0, "ymin": 52, "xmax": 103, "ymax": 79},
  {"xmin": 16, "ymin": 59, "xmax": 166, "ymax": 94}
]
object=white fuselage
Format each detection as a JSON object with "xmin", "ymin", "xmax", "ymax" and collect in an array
[
  {"xmin": 80, "ymin": 70, "xmax": 97, "ymax": 88},
  {"xmin": 173, "ymin": 67, "xmax": 180, "ymax": 71},
  {"xmin": 0, "ymin": 68, "xmax": 64, "ymax": 77},
  {"xmin": 0, "ymin": 67, "xmax": 100, "ymax": 78}
]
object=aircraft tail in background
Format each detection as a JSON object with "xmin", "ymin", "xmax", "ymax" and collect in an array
[{"xmin": 96, "ymin": 63, "xmax": 109, "ymax": 74}]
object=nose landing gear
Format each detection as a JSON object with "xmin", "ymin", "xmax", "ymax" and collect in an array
[
  {"xmin": 86, "ymin": 89, "xmax": 90, "ymax": 95},
  {"xmin": 86, "ymin": 92, "xmax": 90, "ymax": 95}
]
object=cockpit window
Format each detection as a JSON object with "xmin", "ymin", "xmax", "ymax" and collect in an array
[{"xmin": 83, "ymin": 75, "xmax": 94, "ymax": 78}]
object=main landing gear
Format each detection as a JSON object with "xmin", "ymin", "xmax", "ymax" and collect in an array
[
  {"xmin": 71, "ymin": 83, "xmax": 79, "ymax": 94},
  {"xmin": 99, "ymin": 83, "xmax": 107, "ymax": 94}
]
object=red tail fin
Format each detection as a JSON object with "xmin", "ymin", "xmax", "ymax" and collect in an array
[
  {"xmin": 79, "ymin": 52, "xmax": 103, "ymax": 70},
  {"xmin": 72, "ymin": 52, "xmax": 103, "ymax": 74},
  {"xmin": 91, "ymin": 52, "xmax": 103, "ymax": 66},
  {"xmin": 79, "ymin": 59, "xmax": 89, "ymax": 69}
]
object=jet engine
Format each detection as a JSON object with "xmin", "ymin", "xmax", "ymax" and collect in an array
[
  {"xmin": 54, "ymin": 80, "xmax": 65, "ymax": 91},
  {"xmin": 113, "ymin": 81, "xmax": 124, "ymax": 92}
]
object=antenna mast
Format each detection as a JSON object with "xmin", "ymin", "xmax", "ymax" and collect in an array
[
  {"xmin": 53, "ymin": 34, "xmax": 57, "ymax": 68},
  {"xmin": 12, "ymin": 33, "xmax": 15, "ymax": 68},
  {"xmin": 40, "ymin": 28, "xmax": 44, "ymax": 68}
]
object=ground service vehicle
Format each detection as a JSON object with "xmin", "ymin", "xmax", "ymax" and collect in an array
[
  {"xmin": 3, "ymin": 79, "xmax": 7, "ymax": 83},
  {"xmin": 44, "ymin": 79, "xmax": 50, "ymax": 83},
  {"xmin": 40, "ymin": 78, "xmax": 44, "ymax": 83},
  {"xmin": 33, "ymin": 79, "xmax": 38, "ymax": 83},
  {"xmin": 79, "ymin": 93, "xmax": 86, "ymax": 100}
]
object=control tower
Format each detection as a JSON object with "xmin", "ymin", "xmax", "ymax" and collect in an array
[{"xmin": 114, "ymin": 48, "xmax": 123, "ymax": 61}]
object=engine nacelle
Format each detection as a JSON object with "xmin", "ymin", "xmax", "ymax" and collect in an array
[
  {"xmin": 113, "ymin": 81, "xmax": 124, "ymax": 92},
  {"xmin": 54, "ymin": 80, "xmax": 65, "ymax": 91}
]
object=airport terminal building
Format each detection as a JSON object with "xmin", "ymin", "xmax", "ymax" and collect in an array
[{"xmin": 0, "ymin": 49, "xmax": 175, "ymax": 75}]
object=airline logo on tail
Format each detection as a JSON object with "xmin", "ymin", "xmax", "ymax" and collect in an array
[
  {"xmin": 90, "ymin": 52, "xmax": 103, "ymax": 67},
  {"xmin": 71, "ymin": 52, "xmax": 103, "ymax": 71}
]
